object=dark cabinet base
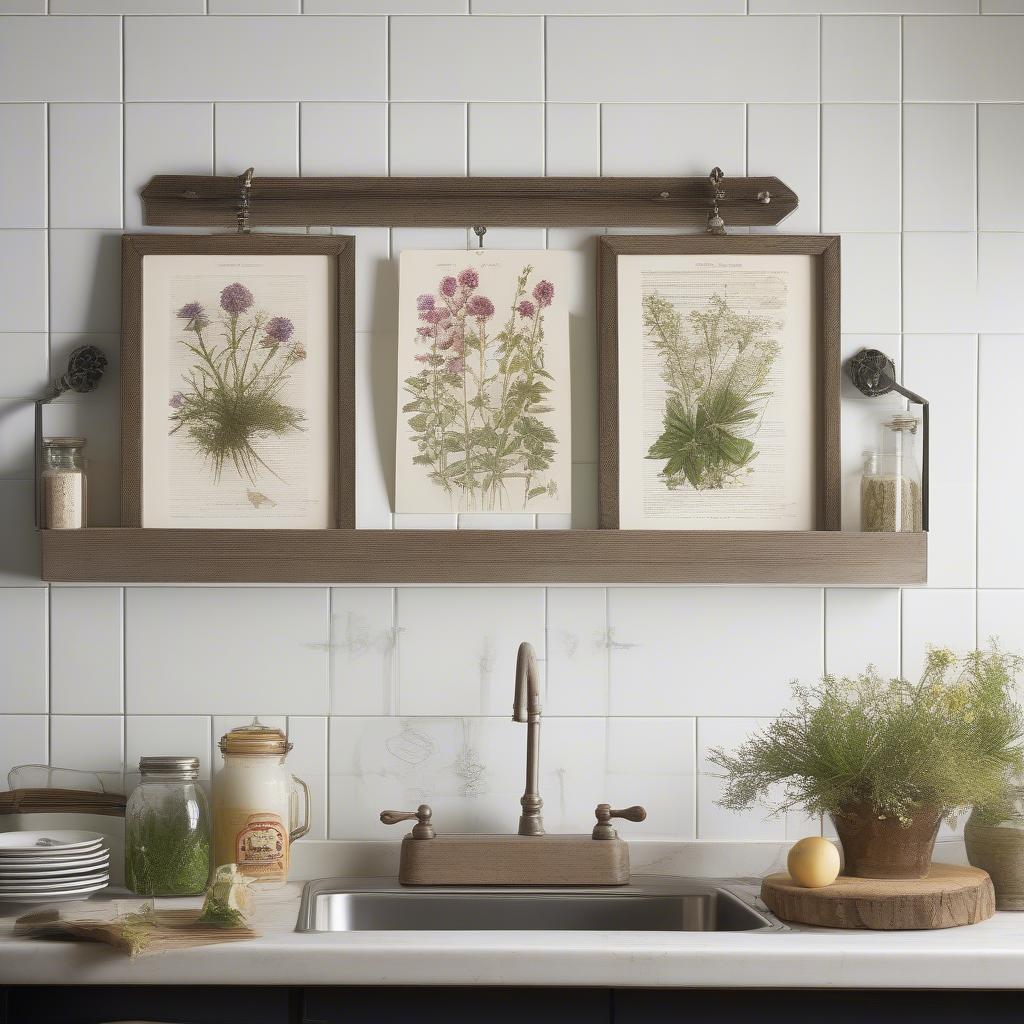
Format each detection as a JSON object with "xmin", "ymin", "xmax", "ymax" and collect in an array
[{"xmin": 1, "ymin": 985, "xmax": 1019, "ymax": 1024}]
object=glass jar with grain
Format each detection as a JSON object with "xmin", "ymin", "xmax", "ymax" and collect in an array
[
  {"xmin": 860, "ymin": 413, "xmax": 923, "ymax": 533},
  {"xmin": 41, "ymin": 436, "xmax": 87, "ymax": 529}
]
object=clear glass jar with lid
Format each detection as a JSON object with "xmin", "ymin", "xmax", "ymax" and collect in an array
[
  {"xmin": 860, "ymin": 412, "xmax": 923, "ymax": 533},
  {"xmin": 41, "ymin": 436, "xmax": 87, "ymax": 529},
  {"xmin": 125, "ymin": 756, "xmax": 212, "ymax": 897}
]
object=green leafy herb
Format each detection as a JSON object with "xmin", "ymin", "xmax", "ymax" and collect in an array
[
  {"xmin": 125, "ymin": 795, "xmax": 211, "ymax": 897},
  {"xmin": 643, "ymin": 291, "xmax": 779, "ymax": 491},
  {"xmin": 709, "ymin": 645, "xmax": 1024, "ymax": 827}
]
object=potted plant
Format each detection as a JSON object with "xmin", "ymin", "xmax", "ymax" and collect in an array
[{"xmin": 709, "ymin": 647, "xmax": 1024, "ymax": 879}]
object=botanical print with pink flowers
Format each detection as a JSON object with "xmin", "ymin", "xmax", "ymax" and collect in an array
[
  {"xmin": 395, "ymin": 251, "xmax": 571, "ymax": 515},
  {"xmin": 141, "ymin": 254, "xmax": 333, "ymax": 529}
]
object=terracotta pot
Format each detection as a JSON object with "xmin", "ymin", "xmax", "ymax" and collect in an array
[{"xmin": 830, "ymin": 802, "xmax": 942, "ymax": 879}]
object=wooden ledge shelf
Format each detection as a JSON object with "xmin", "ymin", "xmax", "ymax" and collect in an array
[
  {"xmin": 41, "ymin": 529, "xmax": 926, "ymax": 585},
  {"xmin": 141, "ymin": 174, "xmax": 797, "ymax": 229}
]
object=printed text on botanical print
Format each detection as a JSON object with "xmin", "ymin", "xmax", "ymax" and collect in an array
[
  {"xmin": 617, "ymin": 255, "xmax": 816, "ymax": 531},
  {"xmin": 395, "ymin": 250, "xmax": 571, "ymax": 515}
]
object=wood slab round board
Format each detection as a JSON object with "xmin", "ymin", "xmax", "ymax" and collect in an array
[{"xmin": 761, "ymin": 864, "xmax": 995, "ymax": 930}]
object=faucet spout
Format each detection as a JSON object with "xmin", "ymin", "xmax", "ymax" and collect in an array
[{"xmin": 513, "ymin": 641, "xmax": 544, "ymax": 837}]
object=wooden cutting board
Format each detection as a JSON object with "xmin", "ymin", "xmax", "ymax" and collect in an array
[
  {"xmin": 15, "ymin": 906, "xmax": 259, "ymax": 955},
  {"xmin": 761, "ymin": 863, "xmax": 995, "ymax": 930}
]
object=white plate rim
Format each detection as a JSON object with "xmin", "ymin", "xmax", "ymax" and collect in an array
[
  {"xmin": 0, "ymin": 874, "xmax": 109, "ymax": 892},
  {"xmin": 0, "ymin": 881, "xmax": 109, "ymax": 902},
  {"xmin": 0, "ymin": 861, "xmax": 110, "ymax": 879},
  {"xmin": 0, "ymin": 842, "xmax": 106, "ymax": 861},
  {"xmin": 0, "ymin": 831, "xmax": 105, "ymax": 853},
  {"xmin": 0, "ymin": 853, "xmax": 109, "ymax": 873}
]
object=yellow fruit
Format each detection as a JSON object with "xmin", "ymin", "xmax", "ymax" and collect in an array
[{"xmin": 787, "ymin": 836, "xmax": 841, "ymax": 888}]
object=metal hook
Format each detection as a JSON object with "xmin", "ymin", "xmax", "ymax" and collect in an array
[
  {"xmin": 706, "ymin": 167, "xmax": 726, "ymax": 235},
  {"xmin": 847, "ymin": 348, "xmax": 931, "ymax": 532},
  {"xmin": 237, "ymin": 167, "xmax": 254, "ymax": 234},
  {"xmin": 472, "ymin": 225, "xmax": 487, "ymax": 249},
  {"xmin": 33, "ymin": 345, "xmax": 107, "ymax": 529}
]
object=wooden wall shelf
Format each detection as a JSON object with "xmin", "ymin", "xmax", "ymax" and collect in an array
[
  {"xmin": 41, "ymin": 529, "xmax": 926, "ymax": 585},
  {"xmin": 140, "ymin": 173, "xmax": 797, "ymax": 229}
]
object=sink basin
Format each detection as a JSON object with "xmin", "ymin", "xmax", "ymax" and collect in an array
[{"xmin": 296, "ymin": 875, "xmax": 778, "ymax": 932}]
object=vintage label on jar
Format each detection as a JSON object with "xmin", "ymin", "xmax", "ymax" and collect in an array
[{"xmin": 224, "ymin": 811, "xmax": 289, "ymax": 881}]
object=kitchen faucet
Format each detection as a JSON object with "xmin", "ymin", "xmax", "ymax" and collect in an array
[
  {"xmin": 513, "ymin": 641, "xmax": 544, "ymax": 837},
  {"xmin": 380, "ymin": 640, "xmax": 646, "ymax": 885}
]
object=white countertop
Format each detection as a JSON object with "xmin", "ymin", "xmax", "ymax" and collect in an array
[{"xmin": 2, "ymin": 877, "xmax": 1024, "ymax": 990}]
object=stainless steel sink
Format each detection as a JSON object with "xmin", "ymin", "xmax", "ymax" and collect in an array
[{"xmin": 296, "ymin": 875, "xmax": 779, "ymax": 932}]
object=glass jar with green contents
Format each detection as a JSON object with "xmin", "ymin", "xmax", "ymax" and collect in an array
[{"xmin": 125, "ymin": 756, "xmax": 212, "ymax": 896}]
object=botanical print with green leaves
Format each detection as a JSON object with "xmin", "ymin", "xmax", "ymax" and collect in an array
[
  {"xmin": 396, "ymin": 251, "xmax": 571, "ymax": 514},
  {"xmin": 643, "ymin": 290, "xmax": 780, "ymax": 491}
]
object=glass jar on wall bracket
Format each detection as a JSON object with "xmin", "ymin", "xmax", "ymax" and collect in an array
[
  {"xmin": 40, "ymin": 436, "xmax": 87, "ymax": 529},
  {"xmin": 125, "ymin": 756, "xmax": 212, "ymax": 897},
  {"xmin": 860, "ymin": 413, "xmax": 924, "ymax": 533}
]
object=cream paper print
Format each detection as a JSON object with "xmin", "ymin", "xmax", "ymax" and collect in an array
[
  {"xmin": 396, "ymin": 250, "xmax": 571, "ymax": 514},
  {"xmin": 617, "ymin": 253, "xmax": 817, "ymax": 530},
  {"xmin": 141, "ymin": 254, "xmax": 333, "ymax": 528}
]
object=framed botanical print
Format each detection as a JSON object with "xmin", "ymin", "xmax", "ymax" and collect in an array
[
  {"xmin": 598, "ymin": 235, "xmax": 840, "ymax": 531},
  {"xmin": 121, "ymin": 234, "xmax": 354, "ymax": 529},
  {"xmin": 394, "ymin": 249, "xmax": 572, "ymax": 515}
]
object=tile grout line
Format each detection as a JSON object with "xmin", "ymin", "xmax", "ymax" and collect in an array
[
  {"xmin": 815, "ymin": 10, "xmax": 822, "ymax": 236},
  {"xmin": 973, "ymin": 328, "xmax": 981, "ymax": 603},
  {"xmin": 974, "ymin": 103, "xmax": 982, "ymax": 596},
  {"xmin": 821, "ymin": 588, "xmax": 828, "ymax": 676},
  {"xmin": 42, "ymin": 100, "xmax": 50, "ymax": 377},
  {"xmin": 45, "ymin": 585, "xmax": 51, "ymax": 731},
  {"xmin": 326, "ymin": 586, "xmax": 333, "ymax": 718},
  {"xmin": 120, "ymin": 588, "xmax": 126, "ymax": 772},
  {"xmin": 392, "ymin": 588, "xmax": 400, "ymax": 717},
  {"xmin": 898, "ymin": 14, "xmax": 908, "ymax": 657},
  {"xmin": 693, "ymin": 718, "xmax": 700, "ymax": 840}
]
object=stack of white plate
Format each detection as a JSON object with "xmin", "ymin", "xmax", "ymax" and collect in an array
[{"xmin": 0, "ymin": 830, "xmax": 110, "ymax": 903}]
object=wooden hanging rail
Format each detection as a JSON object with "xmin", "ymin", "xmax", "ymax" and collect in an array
[{"xmin": 141, "ymin": 173, "xmax": 798, "ymax": 229}]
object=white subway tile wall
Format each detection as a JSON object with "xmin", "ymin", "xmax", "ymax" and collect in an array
[{"xmin": 0, "ymin": 4, "xmax": 1014, "ymax": 845}]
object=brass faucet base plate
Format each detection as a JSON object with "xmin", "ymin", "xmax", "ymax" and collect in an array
[{"xmin": 397, "ymin": 834, "xmax": 631, "ymax": 886}]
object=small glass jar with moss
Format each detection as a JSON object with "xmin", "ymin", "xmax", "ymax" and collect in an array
[{"xmin": 125, "ymin": 756, "xmax": 212, "ymax": 897}]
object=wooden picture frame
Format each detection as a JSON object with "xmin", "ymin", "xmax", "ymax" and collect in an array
[
  {"xmin": 597, "ymin": 234, "xmax": 841, "ymax": 531},
  {"xmin": 120, "ymin": 233, "xmax": 355, "ymax": 529}
]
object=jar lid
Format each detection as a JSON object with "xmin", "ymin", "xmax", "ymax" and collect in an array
[
  {"xmin": 42, "ymin": 436, "xmax": 86, "ymax": 449},
  {"xmin": 218, "ymin": 719, "xmax": 291, "ymax": 756},
  {"xmin": 139, "ymin": 755, "xmax": 200, "ymax": 780}
]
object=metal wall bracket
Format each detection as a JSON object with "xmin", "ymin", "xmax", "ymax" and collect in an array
[
  {"xmin": 33, "ymin": 346, "xmax": 108, "ymax": 528},
  {"xmin": 236, "ymin": 167, "xmax": 254, "ymax": 234},
  {"xmin": 847, "ymin": 348, "xmax": 930, "ymax": 532},
  {"xmin": 706, "ymin": 167, "xmax": 726, "ymax": 235}
]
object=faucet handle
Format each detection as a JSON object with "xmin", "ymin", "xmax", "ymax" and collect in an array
[
  {"xmin": 593, "ymin": 803, "xmax": 647, "ymax": 840},
  {"xmin": 380, "ymin": 804, "xmax": 435, "ymax": 840}
]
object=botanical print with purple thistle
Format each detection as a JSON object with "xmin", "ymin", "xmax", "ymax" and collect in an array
[
  {"xmin": 397, "ymin": 251, "xmax": 571, "ymax": 514},
  {"xmin": 169, "ymin": 280, "xmax": 307, "ymax": 485}
]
